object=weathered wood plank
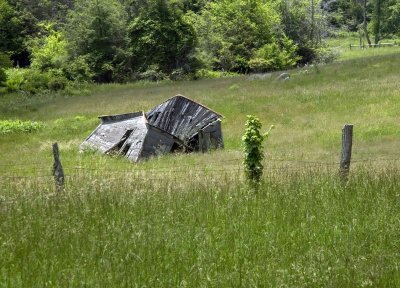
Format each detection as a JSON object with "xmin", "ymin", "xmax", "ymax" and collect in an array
[
  {"xmin": 340, "ymin": 124, "xmax": 353, "ymax": 182},
  {"xmin": 52, "ymin": 143, "xmax": 64, "ymax": 192}
]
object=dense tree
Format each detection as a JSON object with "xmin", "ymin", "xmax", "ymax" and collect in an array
[
  {"xmin": 0, "ymin": 0, "xmax": 38, "ymax": 66},
  {"xmin": 128, "ymin": 0, "xmax": 198, "ymax": 75},
  {"xmin": 28, "ymin": 24, "xmax": 68, "ymax": 73},
  {"xmin": 383, "ymin": 1, "xmax": 400, "ymax": 37},
  {"xmin": 372, "ymin": 0, "xmax": 400, "ymax": 42},
  {"xmin": 1, "ymin": 0, "xmax": 399, "ymax": 91},
  {"xmin": 191, "ymin": 0, "xmax": 280, "ymax": 72},
  {"xmin": 64, "ymin": 0, "xmax": 128, "ymax": 82},
  {"xmin": 7, "ymin": 0, "xmax": 74, "ymax": 23}
]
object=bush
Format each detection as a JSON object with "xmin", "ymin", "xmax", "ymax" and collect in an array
[
  {"xmin": 314, "ymin": 47, "xmax": 340, "ymax": 64},
  {"xmin": 4, "ymin": 68, "xmax": 26, "ymax": 92},
  {"xmin": 248, "ymin": 58, "xmax": 270, "ymax": 73},
  {"xmin": 0, "ymin": 53, "xmax": 12, "ymax": 86},
  {"xmin": 0, "ymin": 119, "xmax": 44, "ymax": 135},
  {"xmin": 297, "ymin": 46, "xmax": 317, "ymax": 65},
  {"xmin": 4, "ymin": 68, "xmax": 69, "ymax": 94},
  {"xmin": 169, "ymin": 68, "xmax": 187, "ymax": 81},
  {"xmin": 21, "ymin": 70, "xmax": 51, "ymax": 94},
  {"xmin": 194, "ymin": 69, "xmax": 238, "ymax": 79},
  {"xmin": 242, "ymin": 115, "xmax": 270, "ymax": 185},
  {"xmin": 249, "ymin": 37, "xmax": 301, "ymax": 72},
  {"xmin": 138, "ymin": 65, "xmax": 167, "ymax": 82},
  {"xmin": 0, "ymin": 68, "xmax": 6, "ymax": 86},
  {"xmin": 62, "ymin": 55, "xmax": 93, "ymax": 82},
  {"xmin": 48, "ymin": 76, "xmax": 68, "ymax": 91}
]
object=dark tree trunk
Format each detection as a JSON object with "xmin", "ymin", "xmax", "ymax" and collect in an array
[{"xmin": 363, "ymin": 0, "xmax": 372, "ymax": 45}]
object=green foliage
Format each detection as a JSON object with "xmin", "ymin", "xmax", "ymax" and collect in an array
[
  {"xmin": 48, "ymin": 76, "xmax": 68, "ymax": 91},
  {"xmin": 370, "ymin": 0, "xmax": 400, "ymax": 43},
  {"xmin": 61, "ymin": 55, "xmax": 94, "ymax": 82},
  {"xmin": 0, "ymin": 52, "xmax": 12, "ymax": 86},
  {"xmin": 279, "ymin": 0, "xmax": 325, "ymax": 63},
  {"xmin": 128, "ymin": 0, "xmax": 198, "ymax": 75},
  {"xmin": 0, "ymin": 0, "xmax": 25, "ymax": 53},
  {"xmin": 4, "ymin": 68, "xmax": 26, "ymax": 92},
  {"xmin": 194, "ymin": 69, "xmax": 238, "ymax": 79},
  {"xmin": 314, "ymin": 47, "xmax": 340, "ymax": 64},
  {"xmin": 137, "ymin": 64, "xmax": 168, "ymax": 81},
  {"xmin": 29, "ymin": 25, "xmax": 68, "ymax": 72},
  {"xmin": 21, "ymin": 69, "xmax": 51, "ymax": 94},
  {"xmin": 242, "ymin": 115, "xmax": 272, "ymax": 184},
  {"xmin": 65, "ymin": 0, "xmax": 128, "ymax": 82},
  {"xmin": 249, "ymin": 36, "xmax": 301, "ymax": 72},
  {"xmin": 0, "ymin": 119, "xmax": 44, "ymax": 135},
  {"xmin": 5, "ymin": 67, "xmax": 67, "ymax": 94},
  {"xmin": 192, "ymin": 0, "xmax": 279, "ymax": 72},
  {"xmin": 386, "ymin": 2, "xmax": 400, "ymax": 36}
]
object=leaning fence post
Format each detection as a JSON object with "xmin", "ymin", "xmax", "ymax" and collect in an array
[
  {"xmin": 52, "ymin": 143, "xmax": 64, "ymax": 192},
  {"xmin": 340, "ymin": 125, "xmax": 353, "ymax": 182}
]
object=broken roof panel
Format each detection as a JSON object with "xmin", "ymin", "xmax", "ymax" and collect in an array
[
  {"xmin": 146, "ymin": 95, "xmax": 222, "ymax": 143},
  {"xmin": 80, "ymin": 112, "xmax": 144, "ymax": 153},
  {"xmin": 80, "ymin": 111, "xmax": 184, "ymax": 162}
]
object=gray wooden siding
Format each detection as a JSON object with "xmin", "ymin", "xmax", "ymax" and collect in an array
[
  {"xmin": 80, "ymin": 113, "xmax": 144, "ymax": 153},
  {"xmin": 139, "ymin": 125, "xmax": 175, "ymax": 160},
  {"xmin": 124, "ymin": 118, "xmax": 149, "ymax": 162}
]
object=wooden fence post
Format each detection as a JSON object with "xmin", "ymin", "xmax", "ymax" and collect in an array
[
  {"xmin": 340, "ymin": 125, "xmax": 353, "ymax": 182},
  {"xmin": 52, "ymin": 143, "xmax": 64, "ymax": 192}
]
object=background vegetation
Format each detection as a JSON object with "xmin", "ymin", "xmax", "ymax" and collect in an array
[
  {"xmin": 1, "ymin": 0, "xmax": 399, "ymax": 95},
  {"xmin": 1, "ymin": 1, "xmax": 400, "ymax": 286}
]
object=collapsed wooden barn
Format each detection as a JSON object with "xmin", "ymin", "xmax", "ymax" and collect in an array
[
  {"xmin": 146, "ymin": 95, "xmax": 224, "ymax": 151},
  {"xmin": 80, "ymin": 95, "xmax": 223, "ymax": 162}
]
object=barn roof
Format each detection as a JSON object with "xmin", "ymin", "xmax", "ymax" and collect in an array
[{"xmin": 146, "ymin": 95, "xmax": 222, "ymax": 143}]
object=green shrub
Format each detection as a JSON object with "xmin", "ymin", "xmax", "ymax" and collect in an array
[
  {"xmin": 0, "ymin": 53, "xmax": 12, "ymax": 87},
  {"xmin": 194, "ymin": 69, "xmax": 238, "ymax": 79},
  {"xmin": 62, "ymin": 55, "xmax": 93, "ymax": 82},
  {"xmin": 242, "ymin": 115, "xmax": 272, "ymax": 185},
  {"xmin": 0, "ymin": 120, "xmax": 44, "ymax": 135},
  {"xmin": 138, "ymin": 65, "xmax": 167, "ymax": 81},
  {"xmin": 4, "ymin": 68, "xmax": 27, "ymax": 92},
  {"xmin": 48, "ymin": 76, "xmax": 68, "ymax": 91},
  {"xmin": 170, "ymin": 68, "xmax": 188, "ymax": 81},
  {"xmin": 29, "ymin": 26, "xmax": 68, "ymax": 72},
  {"xmin": 314, "ymin": 47, "xmax": 340, "ymax": 64},
  {"xmin": 21, "ymin": 70, "xmax": 51, "ymax": 94},
  {"xmin": 0, "ymin": 69, "xmax": 6, "ymax": 86},
  {"xmin": 249, "ymin": 37, "xmax": 301, "ymax": 72},
  {"xmin": 248, "ymin": 58, "xmax": 270, "ymax": 73}
]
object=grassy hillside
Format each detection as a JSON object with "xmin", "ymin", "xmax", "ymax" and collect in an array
[
  {"xmin": 0, "ymin": 54, "xmax": 400, "ymax": 287},
  {"xmin": 1, "ymin": 52, "xmax": 400, "ymax": 171}
]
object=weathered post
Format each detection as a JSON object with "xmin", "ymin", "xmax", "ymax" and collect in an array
[
  {"xmin": 340, "ymin": 125, "xmax": 353, "ymax": 182},
  {"xmin": 52, "ymin": 143, "xmax": 64, "ymax": 192}
]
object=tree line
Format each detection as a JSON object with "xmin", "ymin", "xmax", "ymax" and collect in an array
[{"xmin": 0, "ymin": 0, "xmax": 399, "ymax": 94}]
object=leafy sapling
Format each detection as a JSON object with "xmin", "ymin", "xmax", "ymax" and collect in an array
[{"xmin": 242, "ymin": 115, "xmax": 273, "ymax": 185}]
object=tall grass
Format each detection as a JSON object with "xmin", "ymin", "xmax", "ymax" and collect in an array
[
  {"xmin": 0, "ymin": 167, "xmax": 399, "ymax": 287},
  {"xmin": 1, "ymin": 52, "xmax": 400, "ymax": 287}
]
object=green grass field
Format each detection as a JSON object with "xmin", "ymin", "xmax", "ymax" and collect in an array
[{"xmin": 0, "ymin": 53, "xmax": 400, "ymax": 287}]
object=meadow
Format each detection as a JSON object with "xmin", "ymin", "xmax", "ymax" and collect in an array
[{"xmin": 0, "ymin": 51, "xmax": 400, "ymax": 286}]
